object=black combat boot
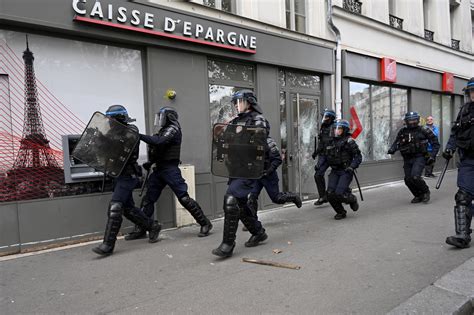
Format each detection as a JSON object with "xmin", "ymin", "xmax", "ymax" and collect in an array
[
  {"xmin": 148, "ymin": 221, "xmax": 162, "ymax": 243},
  {"xmin": 244, "ymin": 229, "xmax": 268, "ymax": 247},
  {"xmin": 421, "ymin": 191, "xmax": 430, "ymax": 203},
  {"xmin": 344, "ymin": 193, "xmax": 359, "ymax": 211},
  {"xmin": 446, "ymin": 205, "xmax": 472, "ymax": 249},
  {"xmin": 199, "ymin": 219, "xmax": 213, "ymax": 237},
  {"xmin": 334, "ymin": 211, "xmax": 347, "ymax": 220},
  {"xmin": 212, "ymin": 195, "xmax": 239, "ymax": 258},
  {"xmin": 93, "ymin": 202, "xmax": 123, "ymax": 256},
  {"xmin": 179, "ymin": 195, "xmax": 213, "ymax": 237},
  {"xmin": 411, "ymin": 196, "xmax": 423, "ymax": 203},
  {"xmin": 124, "ymin": 225, "xmax": 147, "ymax": 241},
  {"xmin": 328, "ymin": 192, "xmax": 347, "ymax": 220},
  {"xmin": 275, "ymin": 192, "xmax": 302, "ymax": 208},
  {"xmin": 314, "ymin": 175, "xmax": 328, "ymax": 206},
  {"xmin": 212, "ymin": 242, "xmax": 235, "ymax": 257}
]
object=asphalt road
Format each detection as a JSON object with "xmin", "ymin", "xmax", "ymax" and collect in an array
[{"xmin": 1, "ymin": 171, "xmax": 473, "ymax": 314}]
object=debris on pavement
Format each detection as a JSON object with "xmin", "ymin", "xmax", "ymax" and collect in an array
[{"xmin": 242, "ymin": 258, "xmax": 301, "ymax": 270}]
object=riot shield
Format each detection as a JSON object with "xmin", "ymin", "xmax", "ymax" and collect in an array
[
  {"xmin": 212, "ymin": 123, "xmax": 266, "ymax": 179},
  {"xmin": 72, "ymin": 112, "xmax": 139, "ymax": 177}
]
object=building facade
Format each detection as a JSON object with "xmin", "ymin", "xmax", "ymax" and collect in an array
[{"xmin": 0, "ymin": 0, "xmax": 472, "ymax": 253}]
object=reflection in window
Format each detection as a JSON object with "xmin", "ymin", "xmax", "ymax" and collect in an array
[
  {"xmin": 371, "ymin": 86, "xmax": 390, "ymax": 160},
  {"xmin": 209, "ymin": 85, "xmax": 241, "ymax": 126},
  {"xmin": 391, "ymin": 88, "xmax": 408, "ymax": 137},
  {"xmin": 350, "ymin": 82, "xmax": 372, "ymax": 161},
  {"xmin": 441, "ymin": 95, "xmax": 452, "ymax": 150},
  {"xmin": 350, "ymin": 82, "xmax": 408, "ymax": 162},
  {"xmin": 431, "ymin": 94, "xmax": 452, "ymax": 150}
]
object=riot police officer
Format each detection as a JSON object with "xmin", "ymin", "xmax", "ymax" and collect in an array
[
  {"xmin": 326, "ymin": 120, "xmax": 362, "ymax": 220},
  {"xmin": 212, "ymin": 90, "xmax": 269, "ymax": 258},
  {"xmin": 247, "ymin": 122, "xmax": 302, "ymax": 219},
  {"xmin": 445, "ymin": 77, "xmax": 474, "ymax": 249},
  {"xmin": 92, "ymin": 105, "xmax": 161, "ymax": 256},
  {"xmin": 388, "ymin": 112, "xmax": 440, "ymax": 203},
  {"xmin": 312, "ymin": 109, "xmax": 336, "ymax": 206},
  {"xmin": 125, "ymin": 107, "xmax": 212, "ymax": 240}
]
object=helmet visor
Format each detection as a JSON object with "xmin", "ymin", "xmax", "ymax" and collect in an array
[
  {"xmin": 233, "ymin": 98, "xmax": 248, "ymax": 113},
  {"xmin": 154, "ymin": 112, "xmax": 167, "ymax": 128},
  {"xmin": 334, "ymin": 125, "xmax": 346, "ymax": 137},
  {"xmin": 322, "ymin": 112, "xmax": 335, "ymax": 124},
  {"xmin": 406, "ymin": 119, "xmax": 419, "ymax": 128}
]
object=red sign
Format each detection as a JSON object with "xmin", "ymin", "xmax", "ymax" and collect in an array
[
  {"xmin": 349, "ymin": 106, "xmax": 363, "ymax": 139},
  {"xmin": 442, "ymin": 72, "xmax": 454, "ymax": 93},
  {"xmin": 380, "ymin": 57, "xmax": 397, "ymax": 83}
]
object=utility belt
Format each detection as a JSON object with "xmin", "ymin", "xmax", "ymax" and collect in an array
[{"xmin": 399, "ymin": 141, "xmax": 428, "ymax": 155}]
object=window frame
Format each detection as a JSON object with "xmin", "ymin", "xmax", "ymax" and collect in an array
[{"xmin": 285, "ymin": 0, "xmax": 307, "ymax": 33}]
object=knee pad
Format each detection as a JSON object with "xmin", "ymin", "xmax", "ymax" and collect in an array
[
  {"xmin": 455, "ymin": 190, "xmax": 472, "ymax": 206},
  {"xmin": 108, "ymin": 201, "xmax": 123, "ymax": 218},
  {"xmin": 223, "ymin": 194, "xmax": 239, "ymax": 215}
]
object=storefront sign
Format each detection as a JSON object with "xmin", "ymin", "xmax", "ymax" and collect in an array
[
  {"xmin": 349, "ymin": 106, "xmax": 363, "ymax": 139},
  {"xmin": 380, "ymin": 57, "xmax": 397, "ymax": 83},
  {"xmin": 72, "ymin": 0, "xmax": 257, "ymax": 54},
  {"xmin": 442, "ymin": 72, "xmax": 454, "ymax": 93}
]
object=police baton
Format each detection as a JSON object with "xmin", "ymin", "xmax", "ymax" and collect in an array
[
  {"xmin": 436, "ymin": 158, "xmax": 450, "ymax": 190},
  {"xmin": 139, "ymin": 166, "xmax": 152, "ymax": 197},
  {"xmin": 352, "ymin": 170, "xmax": 364, "ymax": 201}
]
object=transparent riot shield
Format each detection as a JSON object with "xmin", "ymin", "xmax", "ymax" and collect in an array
[
  {"xmin": 211, "ymin": 123, "xmax": 266, "ymax": 179},
  {"xmin": 72, "ymin": 112, "xmax": 139, "ymax": 177}
]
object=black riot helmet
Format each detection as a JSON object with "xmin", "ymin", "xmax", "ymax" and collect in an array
[
  {"xmin": 231, "ymin": 89, "xmax": 263, "ymax": 114},
  {"xmin": 321, "ymin": 109, "xmax": 336, "ymax": 125},
  {"xmin": 463, "ymin": 77, "xmax": 474, "ymax": 103},
  {"xmin": 404, "ymin": 111, "xmax": 420, "ymax": 129},
  {"xmin": 105, "ymin": 105, "xmax": 135, "ymax": 124},
  {"xmin": 154, "ymin": 106, "xmax": 179, "ymax": 129},
  {"xmin": 333, "ymin": 119, "xmax": 350, "ymax": 138}
]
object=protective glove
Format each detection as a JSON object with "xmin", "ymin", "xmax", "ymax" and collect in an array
[
  {"xmin": 387, "ymin": 148, "xmax": 396, "ymax": 155},
  {"xmin": 142, "ymin": 161, "xmax": 153, "ymax": 171},
  {"xmin": 442, "ymin": 149, "xmax": 454, "ymax": 160},
  {"xmin": 345, "ymin": 166, "xmax": 355, "ymax": 173},
  {"xmin": 311, "ymin": 152, "xmax": 317, "ymax": 160},
  {"xmin": 426, "ymin": 157, "xmax": 436, "ymax": 166}
]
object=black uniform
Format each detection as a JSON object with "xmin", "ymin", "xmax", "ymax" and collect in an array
[
  {"xmin": 325, "ymin": 134, "xmax": 362, "ymax": 219},
  {"xmin": 92, "ymin": 123, "xmax": 160, "ymax": 256},
  {"xmin": 131, "ymin": 108, "xmax": 212, "ymax": 239},
  {"xmin": 445, "ymin": 99, "xmax": 474, "ymax": 248},
  {"xmin": 212, "ymin": 110, "xmax": 269, "ymax": 257},
  {"xmin": 312, "ymin": 122, "xmax": 334, "ymax": 205},
  {"xmin": 388, "ymin": 126, "xmax": 440, "ymax": 203}
]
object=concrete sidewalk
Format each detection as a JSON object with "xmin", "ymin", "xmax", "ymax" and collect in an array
[{"xmin": 1, "ymin": 171, "xmax": 473, "ymax": 314}]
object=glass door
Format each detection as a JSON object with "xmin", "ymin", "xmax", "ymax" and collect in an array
[{"xmin": 280, "ymin": 92, "xmax": 320, "ymax": 201}]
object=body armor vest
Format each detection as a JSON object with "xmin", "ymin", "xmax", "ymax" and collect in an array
[
  {"xmin": 326, "ymin": 137, "xmax": 353, "ymax": 168},
  {"xmin": 317, "ymin": 123, "xmax": 333, "ymax": 155},
  {"xmin": 148, "ymin": 125, "xmax": 181, "ymax": 163},
  {"xmin": 455, "ymin": 102, "xmax": 474, "ymax": 153},
  {"xmin": 397, "ymin": 127, "xmax": 429, "ymax": 156}
]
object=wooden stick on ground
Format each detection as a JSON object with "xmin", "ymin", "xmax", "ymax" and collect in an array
[{"xmin": 242, "ymin": 258, "xmax": 301, "ymax": 270}]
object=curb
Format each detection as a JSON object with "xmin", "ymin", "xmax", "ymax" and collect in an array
[{"xmin": 388, "ymin": 257, "xmax": 474, "ymax": 315}]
